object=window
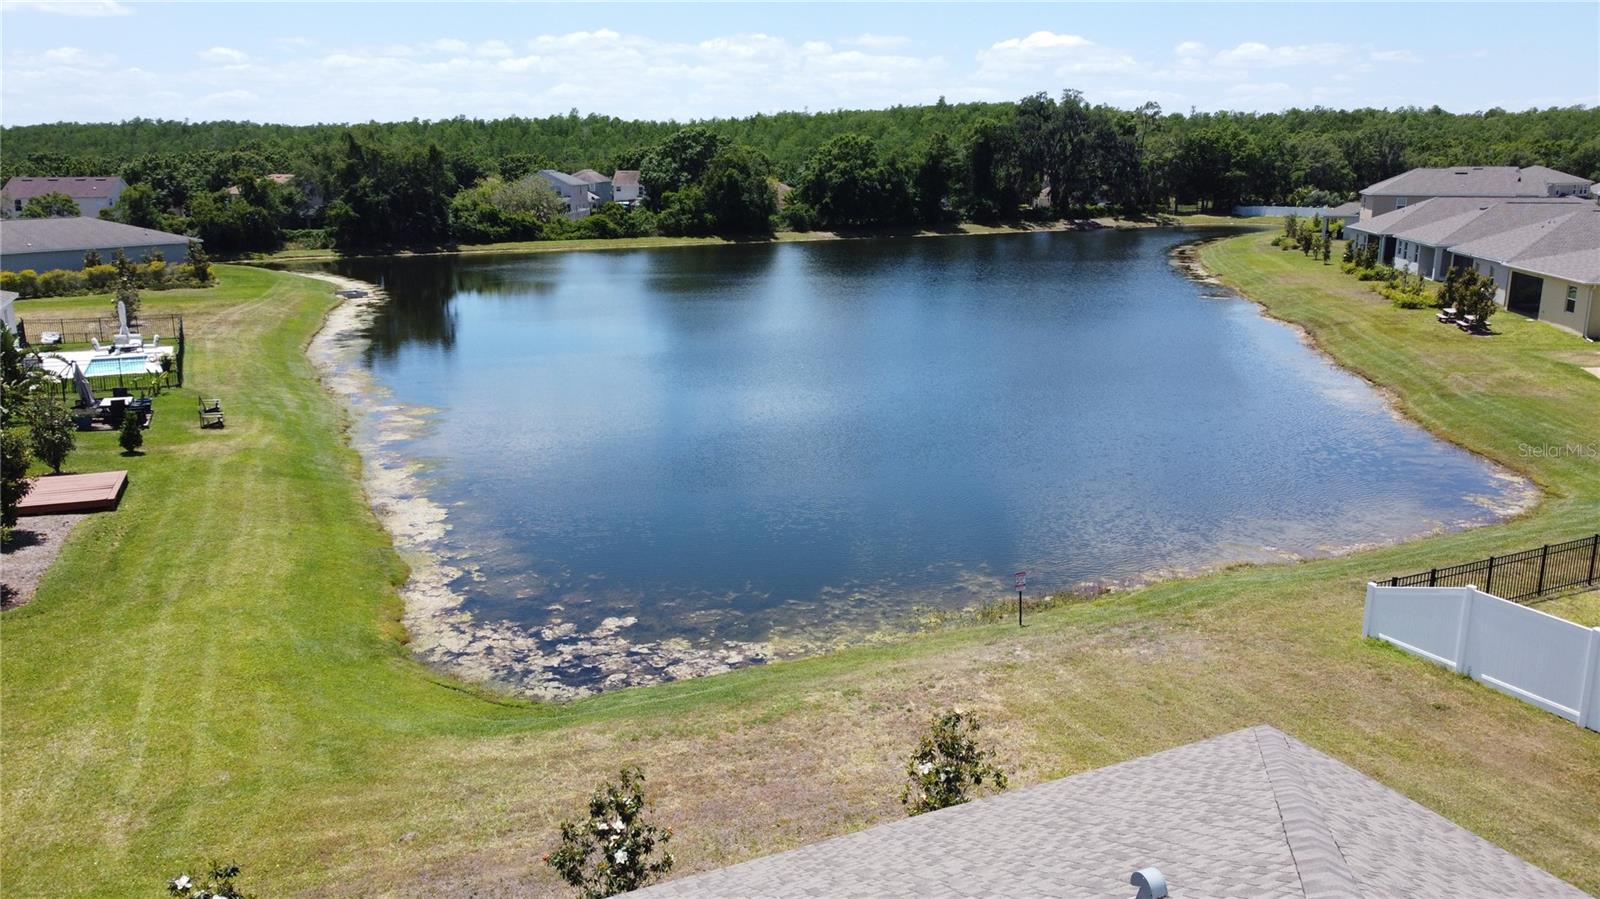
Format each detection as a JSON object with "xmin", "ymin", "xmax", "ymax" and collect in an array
[
  {"xmin": 1394, "ymin": 197, "xmax": 1407, "ymax": 209},
  {"xmin": 1568, "ymin": 286, "xmax": 1579, "ymax": 313}
]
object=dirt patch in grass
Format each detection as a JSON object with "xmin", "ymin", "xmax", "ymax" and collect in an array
[{"xmin": 1, "ymin": 514, "xmax": 85, "ymax": 610}]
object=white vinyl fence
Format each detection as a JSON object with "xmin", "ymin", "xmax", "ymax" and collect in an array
[
  {"xmin": 1364, "ymin": 584, "xmax": 1600, "ymax": 732},
  {"xmin": 1231, "ymin": 205, "xmax": 1330, "ymax": 218}
]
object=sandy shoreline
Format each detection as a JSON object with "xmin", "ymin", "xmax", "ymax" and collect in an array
[{"xmin": 299, "ymin": 270, "xmax": 774, "ymax": 700}]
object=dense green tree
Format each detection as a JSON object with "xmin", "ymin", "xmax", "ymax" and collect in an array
[
  {"xmin": 448, "ymin": 175, "xmax": 560, "ymax": 243},
  {"xmin": 697, "ymin": 146, "xmax": 777, "ymax": 235},
  {"xmin": 912, "ymin": 132, "xmax": 959, "ymax": 224},
  {"xmin": 19, "ymin": 191, "xmax": 80, "ymax": 218},
  {"xmin": 0, "ymin": 427, "xmax": 31, "ymax": 536},
  {"xmin": 795, "ymin": 134, "xmax": 910, "ymax": 229},
  {"xmin": 639, "ymin": 126, "xmax": 733, "ymax": 200},
  {"xmin": 27, "ymin": 396, "xmax": 75, "ymax": 475}
]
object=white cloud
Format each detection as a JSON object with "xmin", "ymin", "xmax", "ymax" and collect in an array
[
  {"xmin": 0, "ymin": 0, "xmax": 129, "ymax": 16},
  {"xmin": 198, "ymin": 46, "xmax": 249, "ymax": 65},
  {"xmin": 1368, "ymin": 49, "xmax": 1420, "ymax": 64},
  {"xmin": 847, "ymin": 33, "xmax": 912, "ymax": 50},
  {"xmin": 38, "ymin": 45, "xmax": 114, "ymax": 67},
  {"xmin": 976, "ymin": 31, "xmax": 1138, "ymax": 80},
  {"xmin": 1175, "ymin": 41, "xmax": 1206, "ymax": 58},
  {"xmin": 476, "ymin": 40, "xmax": 512, "ymax": 59},
  {"xmin": 1211, "ymin": 41, "xmax": 1353, "ymax": 69}
]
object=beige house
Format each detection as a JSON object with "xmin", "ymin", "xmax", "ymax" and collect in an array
[
  {"xmin": 1448, "ymin": 208, "xmax": 1600, "ymax": 339},
  {"xmin": 1357, "ymin": 166, "xmax": 1592, "ymax": 221}
]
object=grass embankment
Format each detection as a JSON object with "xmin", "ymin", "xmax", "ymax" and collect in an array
[
  {"xmin": 2, "ymin": 234, "xmax": 1598, "ymax": 896},
  {"xmin": 257, "ymin": 213, "xmax": 1251, "ymax": 263}
]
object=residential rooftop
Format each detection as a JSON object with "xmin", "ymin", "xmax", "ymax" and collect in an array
[
  {"xmin": 1347, "ymin": 195, "xmax": 1582, "ymax": 238},
  {"xmin": 629, "ymin": 726, "xmax": 1582, "ymax": 898},
  {"xmin": 612, "ymin": 169, "xmax": 641, "ymax": 186},
  {"xmin": 1470, "ymin": 207, "xmax": 1600, "ymax": 285},
  {"xmin": 1, "ymin": 216, "xmax": 193, "ymax": 258},
  {"xmin": 1361, "ymin": 165, "xmax": 1592, "ymax": 198},
  {"xmin": 537, "ymin": 169, "xmax": 588, "ymax": 187},
  {"xmin": 1, "ymin": 175, "xmax": 126, "ymax": 200},
  {"xmin": 572, "ymin": 169, "xmax": 611, "ymax": 183}
]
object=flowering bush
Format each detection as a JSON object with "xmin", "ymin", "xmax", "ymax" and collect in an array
[
  {"xmin": 901, "ymin": 710, "xmax": 1009, "ymax": 815},
  {"xmin": 546, "ymin": 767, "xmax": 674, "ymax": 898},
  {"xmin": 166, "ymin": 862, "xmax": 251, "ymax": 898}
]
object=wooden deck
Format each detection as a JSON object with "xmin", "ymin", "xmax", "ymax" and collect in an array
[{"xmin": 16, "ymin": 471, "xmax": 128, "ymax": 515}]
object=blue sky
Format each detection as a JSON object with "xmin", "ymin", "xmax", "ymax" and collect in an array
[{"xmin": 2, "ymin": 1, "xmax": 1595, "ymax": 125}]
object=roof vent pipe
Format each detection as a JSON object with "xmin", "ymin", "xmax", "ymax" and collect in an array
[{"xmin": 1131, "ymin": 866, "xmax": 1169, "ymax": 899}]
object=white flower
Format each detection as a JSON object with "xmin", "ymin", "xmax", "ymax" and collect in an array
[
  {"xmin": 611, "ymin": 817, "xmax": 626, "ymax": 832},
  {"xmin": 172, "ymin": 875, "xmax": 192, "ymax": 890},
  {"xmin": 916, "ymin": 762, "xmax": 934, "ymax": 776},
  {"xmin": 614, "ymin": 849, "xmax": 629, "ymax": 865}
]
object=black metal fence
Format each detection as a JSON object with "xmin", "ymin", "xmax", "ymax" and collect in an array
[
  {"xmin": 1384, "ymin": 534, "xmax": 1600, "ymax": 601},
  {"xmin": 17, "ymin": 313, "xmax": 186, "ymax": 349}
]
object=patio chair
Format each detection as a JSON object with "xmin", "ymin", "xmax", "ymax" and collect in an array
[
  {"xmin": 198, "ymin": 397, "xmax": 225, "ymax": 429},
  {"xmin": 90, "ymin": 337, "xmax": 104, "ymax": 351},
  {"xmin": 148, "ymin": 334, "xmax": 160, "ymax": 348}
]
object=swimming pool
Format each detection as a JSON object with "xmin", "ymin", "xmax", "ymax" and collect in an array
[{"xmin": 84, "ymin": 356, "xmax": 154, "ymax": 377}]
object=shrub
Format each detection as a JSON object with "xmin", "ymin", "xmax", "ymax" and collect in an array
[
  {"xmin": 119, "ymin": 408, "xmax": 144, "ymax": 454},
  {"xmin": 1356, "ymin": 264, "xmax": 1400, "ymax": 284},
  {"xmin": 282, "ymin": 228, "xmax": 334, "ymax": 250},
  {"xmin": 38, "ymin": 268, "xmax": 83, "ymax": 296},
  {"xmin": 2, "ymin": 269, "xmax": 40, "ymax": 298},
  {"xmin": 84, "ymin": 264, "xmax": 118, "ymax": 291},
  {"xmin": 1, "ymin": 427, "xmax": 32, "ymax": 536},
  {"xmin": 545, "ymin": 768, "xmax": 674, "ymax": 899},
  {"xmin": 167, "ymin": 861, "xmax": 252, "ymax": 898},
  {"xmin": 144, "ymin": 260, "xmax": 168, "ymax": 286},
  {"xmin": 27, "ymin": 397, "xmax": 74, "ymax": 474},
  {"xmin": 900, "ymin": 710, "xmax": 1008, "ymax": 815}
]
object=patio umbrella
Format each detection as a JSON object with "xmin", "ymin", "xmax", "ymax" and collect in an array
[
  {"xmin": 15, "ymin": 321, "xmax": 26, "ymax": 347},
  {"xmin": 116, "ymin": 300, "xmax": 130, "ymax": 339},
  {"xmin": 72, "ymin": 362, "xmax": 96, "ymax": 409}
]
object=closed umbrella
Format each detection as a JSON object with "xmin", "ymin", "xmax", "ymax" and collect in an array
[
  {"xmin": 116, "ymin": 300, "xmax": 130, "ymax": 339},
  {"xmin": 72, "ymin": 362, "xmax": 96, "ymax": 409},
  {"xmin": 15, "ymin": 321, "xmax": 26, "ymax": 347}
]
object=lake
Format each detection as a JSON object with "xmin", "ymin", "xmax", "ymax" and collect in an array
[{"xmin": 309, "ymin": 228, "xmax": 1527, "ymax": 694}]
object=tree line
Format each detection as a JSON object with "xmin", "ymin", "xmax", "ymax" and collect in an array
[{"xmin": 3, "ymin": 93, "xmax": 1595, "ymax": 255}]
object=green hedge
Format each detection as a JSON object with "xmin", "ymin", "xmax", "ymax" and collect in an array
[{"xmin": 1, "ymin": 262, "xmax": 212, "ymax": 299}]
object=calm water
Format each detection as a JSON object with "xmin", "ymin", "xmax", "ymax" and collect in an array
[{"xmin": 313, "ymin": 229, "xmax": 1522, "ymax": 680}]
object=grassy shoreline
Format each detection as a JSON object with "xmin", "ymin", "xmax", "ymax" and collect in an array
[
  {"xmin": 250, "ymin": 213, "xmax": 1261, "ymax": 264},
  {"xmin": 2, "ymin": 231, "xmax": 1597, "ymax": 896}
]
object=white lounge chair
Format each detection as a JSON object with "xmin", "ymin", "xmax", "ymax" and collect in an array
[{"xmin": 90, "ymin": 337, "xmax": 104, "ymax": 351}]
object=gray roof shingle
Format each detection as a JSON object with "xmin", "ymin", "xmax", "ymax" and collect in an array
[
  {"xmin": 1, "ymin": 176, "xmax": 126, "ymax": 201},
  {"xmin": 1, "ymin": 217, "xmax": 192, "ymax": 260},
  {"xmin": 1362, "ymin": 166, "xmax": 1592, "ymax": 198},
  {"xmin": 629, "ymin": 726, "xmax": 1583, "ymax": 899},
  {"xmin": 1482, "ymin": 208, "xmax": 1600, "ymax": 284}
]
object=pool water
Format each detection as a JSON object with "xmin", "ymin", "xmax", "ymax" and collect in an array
[{"xmin": 84, "ymin": 356, "xmax": 154, "ymax": 377}]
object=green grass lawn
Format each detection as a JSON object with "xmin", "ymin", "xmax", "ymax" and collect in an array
[{"xmin": 3, "ymin": 235, "xmax": 1598, "ymax": 896}]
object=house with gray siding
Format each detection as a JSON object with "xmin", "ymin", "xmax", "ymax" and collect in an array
[
  {"xmin": 536, "ymin": 170, "xmax": 594, "ymax": 219},
  {"xmin": 1357, "ymin": 165, "xmax": 1593, "ymax": 221},
  {"xmin": 611, "ymin": 170, "xmax": 644, "ymax": 205},
  {"xmin": 1448, "ymin": 208, "xmax": 1600, "ymax": 339},
  {"xmin": 572, "ymin": 169, "xmax": 614, "ymax": 205},
  {"xmin": 2, "ymin": 176, "xmax": 127, "ymax": 217},
  {"xmin": 1, "ymin": 217, "xmax": 192, "ymax": 273}
]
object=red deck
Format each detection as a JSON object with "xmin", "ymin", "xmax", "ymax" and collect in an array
[{"xmin": 16, "ymin": 471, "xmax": 128, "ymax": 515}]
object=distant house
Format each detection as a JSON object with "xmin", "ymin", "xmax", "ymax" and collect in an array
[
  {"xmin": 536, "ymin": 170, "xmax": 594, "ymax": 219},
  {"xmin": 2, "ymin": 176, "xmax": 128, "ymax": 217},
  {"xmin": 225, "ymin": 173, "xmax": 323, "ymax": 220},
  {"xmin": 1324, "ymin": 200, "xmax": 1361, "ymax": 227},
  {"xmin": 0, "ymin": 217, "xmax": 192, "ymax": 272},
  {"xmin": 772, "ymin": 181, "xmax": 794, "ymax": 210},
  {"xmin": 611, "ymin": 170, "xmax": 644, "ymax": 206},
  {"xmin": 572, "ymin": 169, "xmax": 614, "ymax": 205},
  {"xmin": 1357, "ymin": 166, "xmax": 1593, "ymax": 221}
]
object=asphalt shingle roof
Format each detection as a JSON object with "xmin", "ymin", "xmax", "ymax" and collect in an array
[
  {"xmin": 2, "ymin": 176, "xmax": 126, "ymax": 201},
  {"xmin": 1, "ymin": 217, "xmax": 192, "ymax": 259},
  {"xmin": 1495, "ymin": 208, "xmax": 1600, "ymax": 284},
  {"xmin": 629, "ymin": 726, "xmax": 1583, "ymax": 899},
  {"xmin": 1394, "ymin": 199, "xmax": 1587, "ymax": 248},
  {"xmin": 537, "ymin": 170, "xmax": 588, "ymax": 188},
  {"xmin": 1362, "ymin": 166, "xmax": 1592, "ymax": 198}
]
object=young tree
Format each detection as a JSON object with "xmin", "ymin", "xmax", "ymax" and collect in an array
[
  {"xmin": 545, "ymin": 768, "xmax": 674, "ymax": 899},
  {"xmin": 20, "ymin": 191, "xmax": 81, "ymax": 218},
  {"xmin": 115, "ymin": 276, "xmax": 141, "ymax": 324},
  {"xmin": 901, "ymin": 710, "xmax": 1009, "ymax": 815},
  {"xmin": 186, "ymin": 241, "xmax": 213, "ymax": 283},
  {"xmin": 82, "ymin": 249, "xmax": 103, "ymax": 267},
  {"xmin": 1, "ymin": 428, "xmax": 32, "ymax": 537},
  {"xmin": 119, "ymin": 405, "xmax": 144, "ymax": 454},
  {"xmin": 27, "ymin": 396, "xmax": 74, "ymax": 474}
]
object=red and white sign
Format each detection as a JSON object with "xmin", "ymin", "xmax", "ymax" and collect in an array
[{"xmin": 1014, "ymin": 571, "xmax": 1027, "ymax": 590}]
